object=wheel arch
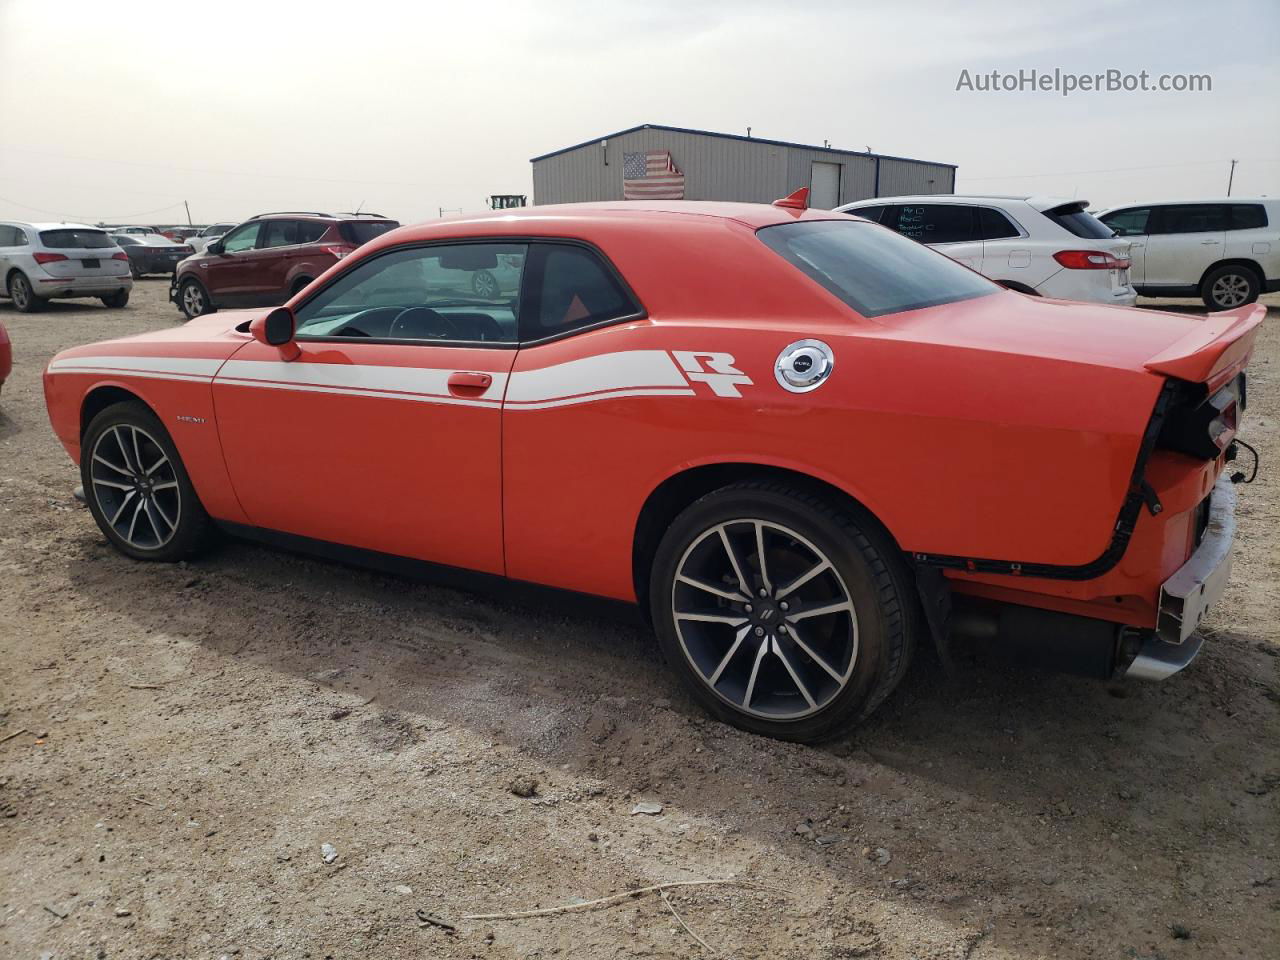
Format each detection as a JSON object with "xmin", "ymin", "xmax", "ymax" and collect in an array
[
  {"xmin": 631, "ymin": 461, "xmax": 908, "ymax": 616},
  {"xmin": 1198, "ymin": 258, "xmax": 1264, "ymax": 290},
  {"xmin": 81, "ymin": 384, "xmax": 154, "ymax": 438},
  {"xmin": 5, "ymin": 266, "xmax": 27, "ymax": 293}
]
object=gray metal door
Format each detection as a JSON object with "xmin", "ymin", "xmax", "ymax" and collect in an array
[{"xmin": 810, "ymin": 162, "xmax": 841, "ymax": 209}]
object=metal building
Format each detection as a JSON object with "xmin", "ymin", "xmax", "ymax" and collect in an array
[{"xmin": 530, "ymin": 124, "xmax": 956, "ymax": 209}]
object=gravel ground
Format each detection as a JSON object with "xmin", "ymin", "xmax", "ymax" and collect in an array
[{"xmin": 1, "ymin": 279, "xmax": 1277, "ymax": 960}]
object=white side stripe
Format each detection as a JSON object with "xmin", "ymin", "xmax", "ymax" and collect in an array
[
  {"xmin": 504, "ymin": 350, "xmax": 686, "ymax": 403},
  {"xmin": 48, "ymin": 355, "xmax": 224, "ymax": 378},
  {"xmin": 50, "ymin": 350, "xmax": 713, "ymax": 410},
  {"xmin": 217, "ymin": 359, "xmax": 509, "ymax": 403}
]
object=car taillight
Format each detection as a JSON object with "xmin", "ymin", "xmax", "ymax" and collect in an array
[
  {"xmin": 1158, "ymin": 374, "xmax": 1244, "ymax": 460},
  {"xmin": 322, "ymin": 244, "xmax": 356, "ymax": 260},
  {"xmin": 33, "ymin": 252, "xmax": 69, "ymax": 264},
  {"xmin": 1053, "ymin": 250, "xmax": 1131, "ymax": 270},
  {"xmin": 112, "ymin": 252, "xmax": 129, "ymax": 261}
]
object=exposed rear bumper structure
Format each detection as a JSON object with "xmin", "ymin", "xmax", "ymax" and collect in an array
[{"xmin": 1126, "ymin": 474, "xmax": 1237, "ymax": 680}]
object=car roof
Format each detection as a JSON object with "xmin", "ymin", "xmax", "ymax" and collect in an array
[
  {"xmin": 841, "ymin": 195, "xmax": 1080, "ymax": 212},
  {"xmin": 1097, "ymin": 197, "xmax": 1275, "ymax": 211},
  {"xmin": 14, "ymin": 221, "xmax": 108, "ymax": 231},
  {"xmin": 246, "ymin": 211, "xmax": 396, "ymax": 222},
  {"xmin": 379, "ymin": 201, "xmax": 850, "ymax": 243}
]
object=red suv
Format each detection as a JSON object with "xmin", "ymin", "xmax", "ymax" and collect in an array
[{"xmin": 170, "ymin": 212, "xmax": 398, "ymax": 319}]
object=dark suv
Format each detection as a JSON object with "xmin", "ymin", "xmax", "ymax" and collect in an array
[{"xmin": 170, "ymin": 212, "xmax": 398, "ymax": 319}]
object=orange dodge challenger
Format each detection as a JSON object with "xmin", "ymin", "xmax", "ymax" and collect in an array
[{"xmin": 44, "ymin": 195, "xmax": 1261, "ymax": 741}]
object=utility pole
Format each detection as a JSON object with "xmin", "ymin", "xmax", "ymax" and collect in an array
[
  {"xmin": 183, "ymin": 200, "xmax": 192, "ymax": 226},
  {"xmin": 1227, "ymin": 159, "xmax": 1238, "ymax": 196}
]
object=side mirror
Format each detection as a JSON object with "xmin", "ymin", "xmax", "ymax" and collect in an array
[
  {"xmin": 208, "ymin": 239, "xmax": 225, "ymax": 255},
  {"xmin": 250, "ymin": 307, "xmax": 300, "ymax": 360}
]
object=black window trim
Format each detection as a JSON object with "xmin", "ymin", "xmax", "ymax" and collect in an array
[{"xmin": 290, "ymin": 236, "xmax": 647, "ymax": 350}]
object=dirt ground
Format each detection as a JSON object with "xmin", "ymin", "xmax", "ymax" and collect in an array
[{"xmin": 1, "ymin": 279, "xmax": 1277, "ymax": 960}]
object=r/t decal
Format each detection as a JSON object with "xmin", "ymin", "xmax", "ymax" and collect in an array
[{"xmin": 672, "ymin": 351, "xmax": 753, "ymax": 398}]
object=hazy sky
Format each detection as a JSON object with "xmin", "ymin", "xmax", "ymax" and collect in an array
[{"xmin": 1, "ymin": 0, "xmax": 1276, "ymax": 226}]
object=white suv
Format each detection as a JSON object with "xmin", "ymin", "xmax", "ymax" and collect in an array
[
  {"xmin": 837, "ymin": 195, "xmax": 1136, "ymax": 306},
  {"xmin": 1096, "ymin": 199, "xmax": 1279, "ymax": 310},
  {"xmin": 0, "ymin": 222, "xmax": 133, "ymax": 312}
]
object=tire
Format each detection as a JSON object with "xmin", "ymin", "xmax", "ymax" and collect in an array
[
  {"xmin": 1201, "ymin": 264, "xmax": 1260, "ymax": 310},
  {"xmin": 291, "ymin": 277, "xmax": 313, "ymax": 297},
  {"xmin": 130, "ymin": 263, "xmax": 142, "ymax": 280},
  {"xmin": 471, "ymin": 269, "xmax": 499, "ymax": 299},
  {"xmin": 8, "ymin": 272, "xmax": 43, "ymax": 313},
  {"xmin": 101, "ymin": 290, "xmax": 130, "ymax": 309},
  {"xmin": 178, "ymin": 277, "xmax": 213, "ymax": 319},
  {"xmin": 81, "ymin": 401, "xmax": 212, "ymax": 562},
  {"xmin": 649, "ymin": 482, "xmax": 918, "ymax": 742}
]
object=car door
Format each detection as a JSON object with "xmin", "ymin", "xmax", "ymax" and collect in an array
[
  {"xmin": 210, "ymin": 240, "xmax": 525, "ymax": 574},
  {"xmin": 889, "ymin": 203, "xmax": 982, "ymax": 269},
  {"xmin": 1142, "ymin": 204, "xmax": 1227, "ymax": 288},
  {"xmin": 256, "ymin": 219, "xmax": 304, "ymax": 301},
  {"xmin": 0, "ymin": 225, "xmax": 21, "ymax": 276},
  {"xmin": 203, "ymin": 220, "xmax": 264, "ymax": 303},
  {"xmin": 1099, "ymin": 207, "xmax": 1151, "ymax": 285}
]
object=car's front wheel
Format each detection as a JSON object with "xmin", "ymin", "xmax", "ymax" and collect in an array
[
  {"xmin": 650, "ymin": 483, "xmax": 916, "ymax": 741},
  {"xmin": 1201, "ymin": 264, "xmax": 1260, "ymax": 310},
  {"xmin": 178, "ymin": 277, "xmax": 212, "ymax": 319},
  {"xmin": 8, "ymin": 272, "xmax": 42, "ymax": 312},
  {"xmin": 81, "ymin": 401, "xmax": 211, "ymax": 561}
]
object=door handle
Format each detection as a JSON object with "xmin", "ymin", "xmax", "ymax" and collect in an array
[
  {"xmin": 1200, "ymin": 239, "xmax": 1220, "ymax": 244},
  {"xmin": 448, "ymin": 371, "xmax": 493, "ymax": 390}
]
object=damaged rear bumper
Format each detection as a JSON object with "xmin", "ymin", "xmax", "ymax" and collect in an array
[{"xmin": 1126, "ymin": 474, "xmax": 1237, "ymax": 680}]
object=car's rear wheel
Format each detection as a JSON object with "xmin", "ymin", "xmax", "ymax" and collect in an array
[
  {"xmin": 1201, "ymin": 264, "xmax": 1260, "ymax": 310},
  {"xmin": 101, "ymin": 290, "xmax": 129, "ymax": 309},
  {"xmin": 179, "ymin": 277, "xmax": 212, "ymax": 319},
  {"xmin": 129, "ymin": 262, "xmax": 142, "ymax": 280},
  {"xmin": 81, "ymin": 401, "xmax": 211, "ymax": 562},
  {"xmin": 650, "ymin": 483, "xmax": 916, "ymax": 741},
  {"xmin": 291, "ymin": 277, "xmax": 313, "ymax": 297},
  {"xmin": 8, "ymin": 272, "xmax": 42, "ymax": 312}
]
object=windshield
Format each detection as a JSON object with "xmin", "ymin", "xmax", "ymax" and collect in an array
[
  {"xmin": 758, "ymin": 219, "xmax": 997, "ymax": 317},
  {"xmin": 339, "ymin": 220, "xmax": 399, "ymax": 245},
  {"xmin": 39, "ymin": 229, "xmax": 114, "ymax": 249}
]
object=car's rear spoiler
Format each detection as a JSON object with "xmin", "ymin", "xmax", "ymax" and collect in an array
[{"xmin": 1144, "ymin": 303, "xmax": 1265, "ymax": 391}]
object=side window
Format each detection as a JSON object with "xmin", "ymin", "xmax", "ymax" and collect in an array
[
  {"xmin": 296, "ymin": 221, "xmax": 328, "ymax": 244},
  {"xmin": 891, "ymin": 204, "xmax": 974, "ymax": 244},
  {"xmin": 220, "ymin": 222, "xmax": 262, "ymax": 253},
  {"xmin": 261, "ymin": 220, "xmax": 300, "ymax": 248},
  {"xmin": 1158, "ymin": 204, "xmax": 1229, "ymax": 234},
  {"xmin": 1229, "ymin": 204, "xmax": 1268, "ymax": 230},
  {"xmin": 525, "ymin": 244, "xmax": 639, "ymax": 340},
  {"xmin": 0, "ymin": 226, "xmax": 15, "ymax": 245},
  {"xmin": 975, "ymin": 207, "xmax": 1021, "ymax": 240},
  {"xmin": 849, "ymin": 205, "xmax": 889, "ymax": 224},
  {"xmin": 1101, "ymin": 208, "xmax": 1150, "ymax": 237},
  {"xmin": 294, "ymin": 243, "xmax": 525, "ymax": 343}
]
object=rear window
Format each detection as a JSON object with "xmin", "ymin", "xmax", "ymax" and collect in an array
[
  {"xmin": 39, "ymin": 229, "xmax": 114, "ymax": 249},
  {"xmin": 339, "ymin": 220, "xmax": 399, "ymax": 245},
  {"xmin": 1042, "ymin": 202, "xmax": 1115, "ymax": 239},
  {"xmin": 759, "ymin": 219, "xmax": 996, "ymax": 318}
]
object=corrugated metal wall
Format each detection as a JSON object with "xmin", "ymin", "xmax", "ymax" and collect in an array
[{"xmin": 532, "ymin": 129, "xmax": 953, "ymax": 207}]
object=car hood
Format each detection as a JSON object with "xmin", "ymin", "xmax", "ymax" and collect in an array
[{"xmin": 889, "ymin": 290, "xmax": 1263, "ymax": 388}]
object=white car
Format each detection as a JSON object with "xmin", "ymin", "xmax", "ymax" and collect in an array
[
  {"xmin": 1096, "ymin": 199, "xmax": 1279, "ymax": 310},
  {"xmin": 188, "ymin": 222, "xmax": 238, "ymax": 254},
  {"xmin": 0, "ymin": 222, "xmax": 133, "ymax": 312},
  {"xmin": 838, "ymin": 195, "xmax": 1137, "ymax": 306}
]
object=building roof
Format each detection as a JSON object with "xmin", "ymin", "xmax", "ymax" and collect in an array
[{"xmin": 529, "ymin": 123, "xmax": 958, "ymax": 169}]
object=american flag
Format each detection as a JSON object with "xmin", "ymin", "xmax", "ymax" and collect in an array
[{"xmin": 622, "ymin": 150, "xmax": 685, "ymax": 200}]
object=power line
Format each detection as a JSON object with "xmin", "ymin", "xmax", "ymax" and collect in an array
[
  {"xmin": 960, "ymin": 157, "xmax": 1280, "ymax": 182},
  {"xmin": 0, "ymin": 195, "xmax": 186, "ymax": 223}
]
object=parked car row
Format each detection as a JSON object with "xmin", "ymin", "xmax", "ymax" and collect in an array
[{"xmin": 839, "ymin": 194, "xmax": 1277, "ymax": 311}]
